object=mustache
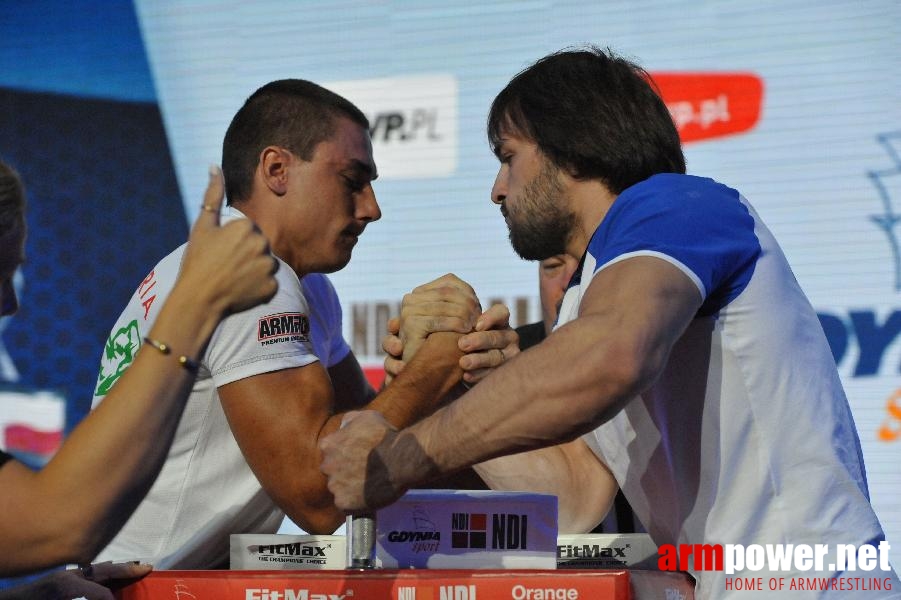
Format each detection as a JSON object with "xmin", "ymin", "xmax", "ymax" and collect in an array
[{"xmin": 342, "ymin": 223, "xmax": 366, "ymax": 236}]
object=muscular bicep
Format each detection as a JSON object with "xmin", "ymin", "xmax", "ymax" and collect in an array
[
  {"xmin": 218, "ymin": 362, "xmax": 342, "ymax": 533},
  {"xmin": 573, "ymin": 255, "xmax": 703, "ymax": 409}
]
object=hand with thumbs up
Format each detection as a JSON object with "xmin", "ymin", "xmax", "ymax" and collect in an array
[
  {"xmin": 177, "ymin": 165, "xmax": 279, "ymax": 318},
  {"xmin": 0, "ymin": 166, "xmax": 279, "ymax": 578}
]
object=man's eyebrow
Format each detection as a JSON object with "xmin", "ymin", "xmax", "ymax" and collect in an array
[
  {"xmin": 346, "ymin": 159, "xmax": 378, "ymax": 181},
  {"xmin": 492, "ymin": 138, "xmax": 509, "ymax": 158}
]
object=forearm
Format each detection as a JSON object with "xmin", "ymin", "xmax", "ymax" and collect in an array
[
  {"xmin": 382, "ymin": 318, "xmax": 639, "ymax": 494},
  {"xmin": 0, "ymin": 283, "xmax": 223, "ymax": 570},
  {"xmin": 362, "ymin": 331, "xmax": 464, "ymax": 429},
  {"xmin": 321, "ymin": 260, "xmax": 702, "ymax": 515},
  {"xmin": 311, "ymin": 331, "xmax": 463, "ymax": 461},
  {"xmin": 296, "ymin": 332, "xmax": 463, "ymax": 531}
]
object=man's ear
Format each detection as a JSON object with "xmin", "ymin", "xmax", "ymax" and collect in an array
[{"xmin": 259, "ymin": 146, "xmax": 293, "ymax": 196}]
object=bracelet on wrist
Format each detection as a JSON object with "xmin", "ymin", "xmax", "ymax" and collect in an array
[{"xmin": 142, "ymin": 336, "xmax": 200, "ymax": 374}]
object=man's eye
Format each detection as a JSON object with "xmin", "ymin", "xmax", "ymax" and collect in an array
[{"xmin": 343, "ymin": 176, "xmax": 365, "ymax": 192}]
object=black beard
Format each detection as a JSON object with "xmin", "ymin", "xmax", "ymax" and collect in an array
[
  {"xmin": 506, "ymin": 162, "xmax": 574, "ymax": 260},
  {"xmin": 508, "ymin": 210, "xmax": 572, "ymax": 260}
]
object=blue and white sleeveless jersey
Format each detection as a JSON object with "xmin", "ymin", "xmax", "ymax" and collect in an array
[{"xmin": 558, "ymin": 174, "xmax": 898, "ymax": 597}]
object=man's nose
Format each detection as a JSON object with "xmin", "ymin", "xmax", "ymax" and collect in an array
[
  {"xmin": 357, "ymin": 185, "xmax": 382, "ymax": 222},
  {"xmin": 491, "ymin": 168, "xmax": 507, "ymax": 205}
]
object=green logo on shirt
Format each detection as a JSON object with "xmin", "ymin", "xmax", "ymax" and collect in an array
[{"xmin": 95, "ymin": 319, "xmax": 141, "ymax": 396}]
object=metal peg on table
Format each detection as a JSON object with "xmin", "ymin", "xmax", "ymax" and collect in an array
[{"xmin": 347, "ymin": 513, "xmax": 376, "ymax": 569}]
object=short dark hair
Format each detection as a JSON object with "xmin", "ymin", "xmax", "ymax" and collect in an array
[
  {"xmin": 222, "ymin": 79, "xmax": 369, "ymax": 203},
  {"xmin": 0, "ymin": 160, "xmax": 26, "ymax": 235},
  {"xmin": 488, "ymin": 46, "xmax": 685, "ymax": 194}
]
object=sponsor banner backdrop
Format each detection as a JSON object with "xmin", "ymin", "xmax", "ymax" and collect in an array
[
  {"xmin": 133, "ymin": 0, "xmax": 901, "ymax": 565},
  {"xmin": 329, "ymin": 75, "xmax": 458, "ymax": 179}
]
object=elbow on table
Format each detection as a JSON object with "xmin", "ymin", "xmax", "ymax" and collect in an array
[
  {"xmin": 278, "ymin": 486, "xmax": 346, "ymax": 534},
  {"xmin": 289, "ymin": 506, "xmax": 346, "ymax": 535},
  {"xmin": 1, "ymin": 527, "xmax": 104, "ymax": 575}
]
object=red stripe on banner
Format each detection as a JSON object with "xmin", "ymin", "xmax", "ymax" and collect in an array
[
  {"xmin": 3, "ymin": 424, "xmax": 63, "ymax": 455},
  {"xmin": 116, "ymin": 569, "xmax": 649, "ymax": 600}
]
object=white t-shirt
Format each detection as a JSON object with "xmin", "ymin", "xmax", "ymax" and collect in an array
[
  {"xmin": 92, "ymin": 213, "xmax": 348, "ymax": 568},
  {"xmin": 559, "ymin": 174, "xmax": 900, "ymax": 598}
]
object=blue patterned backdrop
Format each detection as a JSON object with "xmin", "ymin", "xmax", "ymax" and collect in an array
[
  {"xmin": 0, "ymin": 87, "xmax": 187, "ymax": 429},
  {"xmin": 0, "ymin": 0, "xmax": 185, "ymax": 588}
]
